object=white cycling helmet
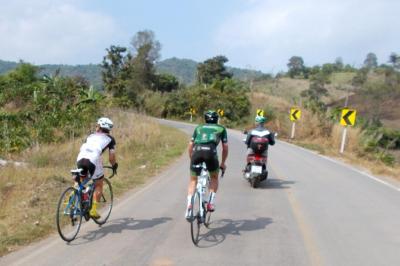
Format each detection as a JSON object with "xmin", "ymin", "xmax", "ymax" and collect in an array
[{"xmin": 97, "ymin": 117, "xmax": 113, "ymax": 131}]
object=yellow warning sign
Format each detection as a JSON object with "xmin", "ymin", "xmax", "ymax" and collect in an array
[
  {"xmin": 256, "ymin": 109, "xmax": 264, "ymax": 117},
  {"xmin": 217, "ymin": 109, "xmax": 224, "ymax": 117},
  {"xmin": 290, "ymin": 108, "xmax": 301, "ymax": 121},
  {"xmin": 340, "ymin": 108, "xmax": 356, "ymax": 126}
]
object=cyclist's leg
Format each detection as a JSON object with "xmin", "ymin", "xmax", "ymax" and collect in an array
[
  {"xmin": 205, "ymin": 153, "xmax": 219, "ymax": 211},
  {"xmin": 186, "ymin": 150, "xmax": 203, "ymax": 219},
  {"xmin": 90, "ymin": 159, "xmax": 104, "ymax": 218},
  {"xmin": 76, "ymin": 158, "xmax": 93, "ymax": 184}
]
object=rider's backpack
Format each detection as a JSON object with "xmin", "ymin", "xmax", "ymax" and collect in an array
[{"xmin": 250, "ymin": 137, "xmax": 269, "ymax": 153}]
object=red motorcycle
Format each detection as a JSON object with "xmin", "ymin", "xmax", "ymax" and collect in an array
[{"xmin": 243, "ymin": 136, "xmax": 269, "ymax": 188}]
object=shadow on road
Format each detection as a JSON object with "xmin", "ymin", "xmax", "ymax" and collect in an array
[
  {"xmin": 197, "ymin": 217, "xmax": 273, "ymax": 248},
  {"xmin": 70, "ymin": 217, "xmax": 172, "ymax": 245},
  {"xmin": 257, "ymin": 178, "xmax": 295, "ymax": 189}
]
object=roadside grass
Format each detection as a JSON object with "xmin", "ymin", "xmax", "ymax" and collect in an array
[
  {"xmin": 252, "ymin": 77, "xmax": 309, "ymax": 102},
  {"xmin": 330, "ymin": 72, "xmax": 355, "ymax": 85},
  {"xmin": 0, "ymin": 111, "xmax": 188, "ymax": 256},
  {"xmin": 289, "ymin": 122, "xmax": 400, "ymax": 180},
  {"xmin": 247, "ymin": 88, "xmax": 400, "ymax": 181}
]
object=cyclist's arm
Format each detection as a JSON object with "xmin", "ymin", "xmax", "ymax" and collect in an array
[
  {"xmin": 107, "ymin": 136, "xmax": 117, "ymax": 166},
  {"xmin": 268, "ymin": 132, "xmax": 276, "ymax": 145},
  {"xmin": 188, "ymin": 141, "xmax": 194, "ymax": 159},
  {"xmin": 220, "ymin": 142, "xmax": 228, "ymax": 169},
  {"xmin": 109, "ymin": 149, "xmax": 116, "ymax": 165},
  {"xmin": 245, "ymin": 133, "xmax": 252, "ymax": 147}
]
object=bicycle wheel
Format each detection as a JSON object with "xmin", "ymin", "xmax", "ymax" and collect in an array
[
  {"xmin": 56, "ymin": 187, "xmax": 82, "ymax": 242},
  {"xmin": 92, "ymin": 178, "xmax": 113, "ymax": 225},
  {"xmin": 190, "ymin": 192, "xmax": 201, "ymax": 246}
]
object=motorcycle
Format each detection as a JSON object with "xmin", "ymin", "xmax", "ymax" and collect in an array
[{"xmin": 243, "ymin": 131, "xmax": 276, "ymax": 188}]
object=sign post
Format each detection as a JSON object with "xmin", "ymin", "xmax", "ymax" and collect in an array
[
  {"xmin": 340, "ymin": 127, "xmax": 347, "ymax": 154},
  {"xmin": 339, "ymin": 108, "xmax": 356, "ymax": 153},
  {"xmin": 189, "ymin": 107, "xmax": 196, "ymax": 122},
  {"xmin": 289, "ymin": 107, "xmax": 301, "ymax": 139},
  {"xmin": 291, "ymin": 122, "xmax": 296, "ymax": 139}
]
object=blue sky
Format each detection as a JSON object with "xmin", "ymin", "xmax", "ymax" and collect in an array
[{"xmin": 0, "ymin": 0, "xmax": 399, "ymax": 72}]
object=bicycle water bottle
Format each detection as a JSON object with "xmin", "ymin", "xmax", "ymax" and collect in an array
[
  {"xmin": 200, "ymin": 170, "xmax": 207, "ymax": 196},
  {"xmin": 82, "ymin": 187, "xmax": 90, "ymax": 202}
]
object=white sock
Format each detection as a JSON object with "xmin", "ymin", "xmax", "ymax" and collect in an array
[
  {"xmin": 187, "ymin": 195, "xmax": 192, "ymax": 207},
  {"xmin": 209, "ymin": 192, "xmax": 216, "ymax": 204}
]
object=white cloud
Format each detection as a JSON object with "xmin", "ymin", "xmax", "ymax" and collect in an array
[
  {"xmin": 0, "ymin": 0, "xmax": 125, "ymax": 64},
  {"xmin": 215, "ymin": 0, "xmax": 400, "ymax": 72}
]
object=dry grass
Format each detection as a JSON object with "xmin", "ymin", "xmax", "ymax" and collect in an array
[
  {"xmin": 330, "ymin": 72, "xmax": 355, "ymax": 85},
  {"xmin": 252, "ymin": 77, "xmax": 310, "ymax": 102},
  {"xmin": 0, "ymin": 110, "xmax": 188, "ymax": 256},
  {"xmin": 248, "ymin": 88, "xmax": 400, "ymax": 181},
  {"xmin": 291, "ymin": 114, "xmax": 400, "ymax": 179}
]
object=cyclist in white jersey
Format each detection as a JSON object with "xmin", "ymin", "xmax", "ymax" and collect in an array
[{"xmin": 76, "ymin": 117, "xmax": 118, "ymax": 219}]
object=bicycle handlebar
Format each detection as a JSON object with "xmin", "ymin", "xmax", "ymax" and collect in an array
[
  {"xmin": 220, "ymin": 167, "xmax": 225, "ymax": 178},
  {"xmin": 103, "ymin": 166, "xmax": 116, "ymax": 179}
]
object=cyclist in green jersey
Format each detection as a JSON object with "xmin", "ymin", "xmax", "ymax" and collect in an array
[{"xmin": 185, "ymin": 110, "xmax": 229, "ymax": 220}]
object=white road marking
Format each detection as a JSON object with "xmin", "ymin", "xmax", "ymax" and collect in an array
[{"xmin": 281, "ymin": 141, "xmax": 400, "ymax": 193}]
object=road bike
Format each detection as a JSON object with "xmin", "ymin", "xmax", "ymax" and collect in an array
[
  {"xmin": 56, "ymin": 166, "xmax": 115, "ymax": 242},
  {"xmin": 189, "ymin": 163, "xmax": 224, "ymax": 246}
]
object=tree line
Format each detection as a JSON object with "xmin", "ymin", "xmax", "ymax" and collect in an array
[
  {"xmin": 101, "ymin": 30, "xmax": 250, "ymax": 125},
  {"xmin": 0, "ymin": 30, "xmax": 251, "ymax": 154}
]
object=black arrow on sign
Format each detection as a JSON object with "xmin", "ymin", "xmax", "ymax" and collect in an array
[
  {"xmin": 292, "ymin": 110, "xmax": 299, "ymax": 120},
  {"xmin": 343, "ymin": 110, "xmax": 354, "ymax": 125},
  {"xmin": 257, "ymin": 110, "xmax": 263, "ymax": 116}
]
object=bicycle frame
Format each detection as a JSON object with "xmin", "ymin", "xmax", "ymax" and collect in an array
[
  {"xmin": 57, "ymin": 166, "xmax": 115, "ymax": 242},
  {"xmin": 190, "ymin": 163, "xmax": 225, "ymax": 245},
  {"xmin": 69, "ymin": 166, "xmax": 115, "ymax": 215},
  {"xmin": 193, "ymin": 163, "xmax": 210, "ymax": 222}
]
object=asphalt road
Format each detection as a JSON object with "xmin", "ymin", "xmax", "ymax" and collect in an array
[{"xmin": 1, "ymin": 119, "xmax": 400, "ymax": 266}]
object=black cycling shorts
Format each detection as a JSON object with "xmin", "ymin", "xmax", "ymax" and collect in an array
[
  {"xmin": 190, "ymin": 144, "xmax": 219, "ymax": 175},
  {"xmin": 77, "ymin": 158, "xmax": 96, "ymax": 178}
]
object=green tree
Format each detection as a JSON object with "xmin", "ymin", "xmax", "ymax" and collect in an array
[
  {"xmin": 129, "ymin": 30, "xmax": 161, "ymax": 92},
  {"xmin": 301, "ymin": 74, "xmax": 328, "ymax": 113},
  {"xmin": 154, "ymin": 73, "xmax": 179, "ymax": 92},
  {"xmin": 334, "ymin": 57, "xmax": 344, "ymax": 71},
  {"xmin": 0, "ymin": 65, "xmax": 102, "ymax": 153},
  {"xmin": 101, "ymin": 45, "xmax": 131, "ymax": 97},
  {"xmin": 363, "ymin": 52, "xmax": 378, "ymax": 69},
  {"xmin": 287, "ymin": 56, "xmax": 305, "ymax": 78},
  {"xmin": 352, "ymin": 67, "xmax": 368, "ymax": 87},
  {"xmin": 196, "ymin": 55, "xmax": 232, "ymax": 84},
  {"xmin": 389, "ymin": 52, "xmax": 399, "ymax": 69}
]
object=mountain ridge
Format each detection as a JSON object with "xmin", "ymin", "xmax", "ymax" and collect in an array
[{"xmin": 0, "ymin": 58, "xmax": 267, "ymax": 88}]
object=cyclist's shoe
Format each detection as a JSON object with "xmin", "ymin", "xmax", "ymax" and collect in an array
[
  {"xmin": 185, "ymin": 204, "xmax": 193, "ymax": 222},
  {"xmin": 89, "ymin": 202, "xmax": 101, "ymax": 219},
  {"xmin": 207, "ymin": 203, "xmax": 215, "ymax": 212},
  {"xmin": 89, "ymin": 208, "xmax": 101, "ymax": 219}
]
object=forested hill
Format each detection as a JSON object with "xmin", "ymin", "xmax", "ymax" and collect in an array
[
  {"xmin": 0, "ymin": 58, "xmax": 266, "ymax": 87},
  {"xmin": 0, "ymin": 60, "xmax": 103, "ymax": 88},
  {"xmin": 0, "ymin": 59, "xmax": 17, "ymax": 74},
  {"xmin": 157, "ymin": 57, "xmax": 266, "ymax": 84}
]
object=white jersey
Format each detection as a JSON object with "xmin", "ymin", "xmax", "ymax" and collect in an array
[{"xmin": 77, "ymin": 132, "xmax": 116, "ymax": 164}]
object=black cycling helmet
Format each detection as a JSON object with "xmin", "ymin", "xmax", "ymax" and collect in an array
[{"xmin": 204, "ymin": 110, "xmax": 219, "ymax": 124}]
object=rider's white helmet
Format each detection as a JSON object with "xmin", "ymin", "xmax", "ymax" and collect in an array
[{"xmin": 97, "ymin": 117, "xmax": 113, "ymax": 131}]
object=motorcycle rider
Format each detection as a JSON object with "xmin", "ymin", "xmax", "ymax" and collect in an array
[{"xmin": 244, "ymin": 115, "xmax": 275, "ymax": 179}]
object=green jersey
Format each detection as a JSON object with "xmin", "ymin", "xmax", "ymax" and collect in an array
[{"xmin": 191, "ymin": 123, "xmax": 228, "ymax": 145}]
